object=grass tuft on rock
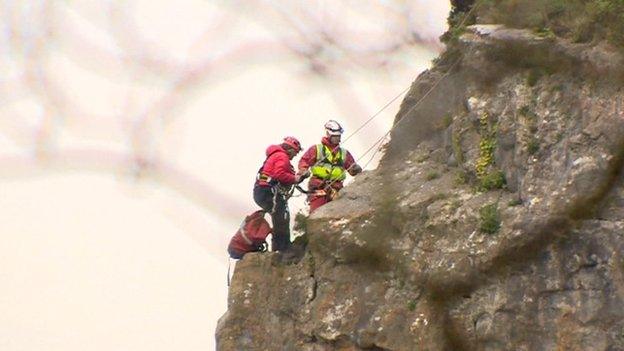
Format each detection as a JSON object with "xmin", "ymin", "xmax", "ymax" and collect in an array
[
  {"xmin": 479, "ymin": 203, "xmax": 501, "ymax": 234},
  {"xmin": 479, "ymin": 170, "xmax": 506, "ymax": 191}
]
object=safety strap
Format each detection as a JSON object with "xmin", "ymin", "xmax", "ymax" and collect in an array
[
  {"xmin": 318, "ymin": 144, "xmax": 326, "ymax": 163},
  {"xmin": 238, "ymin": 218, "xmax": 253, "ymax": 246},
  {"xmin": 315, "ymin": 189, "xmax": 327, "ymax": 197},
  {"xmin": 256, "ymin": 173, "xmax": 272, "ymax": 183},
  {"xmin": 317, "ymin": 144, "xmax": 345, "ymax": 166},
  {"xmin": 271, "ymin": 187, "xmax": 279, "ymax": 214},
  {"xmin": 227, "ymin": 258, "xmax": 232, "ymax": 287},
  {"xmin": 295, "ymin": 185, "xmax": 309, "ymax": 194}
]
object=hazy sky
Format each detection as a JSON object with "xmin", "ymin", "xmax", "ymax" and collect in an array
[{"xmin": 0, "ymin": 1, "xmax": 450, "ymax": 350}]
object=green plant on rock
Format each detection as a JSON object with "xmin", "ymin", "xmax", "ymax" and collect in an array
[
  {"xmin": 534, "ymin": 26, "xmax": 555, "ymax": 39},
  {"xmin": 476, "ymin": 137, "xmax": 496, "ymax": 178},
  {"xmin": 519, "ymin": 106, "xmax": 540, "ymax": 155},
  {"xmin": 527, "ymin": 138, "xmax": 540, "ymax": 155},
  {"xmin": 441, "ymin": 20, "xmax": 469, "ymax": 44},
  {"xmin": 416, "ymin": 154, "xmax": 430, "ymax": 163},
  {"xmin": 479, "ymin": 170, "xmax": 506, "ymax": 191},
  {"xmin": 443, "ymin": 113, "xmax": 453, "ymax": 128},
  {"xmin": 475, "ymin": 112, "xmax": 506, "ymax": 191},
  {"xmin": 452, "ymin": 129, "xmax": 464, "ymax": 165},
  {"xmin": 454, "ymin": 170, "xmax": 468, "ymax": 186},
  {"xmin": 526, "ymin": 68, "xmax": 543, "ymax": 87},
  {"xmin": 426, "ymin": 171, "xmax": 440, "ymax": 181},
  {"xmin": 479, "ymin": 203, "xmax": 501, "ymax": 234}
]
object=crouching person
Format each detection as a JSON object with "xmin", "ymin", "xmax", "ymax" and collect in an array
[{"xmin": 227, "ymin": 210, "xmax": 272, "ymax": 259}]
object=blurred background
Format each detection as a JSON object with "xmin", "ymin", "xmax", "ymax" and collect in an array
[{"xmin": 0, "ymin": 1, "xmax": 450, "ymax": 350}]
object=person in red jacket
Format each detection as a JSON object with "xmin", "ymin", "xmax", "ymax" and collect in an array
[
  {"xmin": 297, "ymin": 120, "xmax": 362, "ymax": 212},
  {"xmin": 227, "ymin": 210, "xmax": 272, "ymax": 259},
  {"xmin": 254, "ymin": 136, "xmax": 306, "ymax": 252}
]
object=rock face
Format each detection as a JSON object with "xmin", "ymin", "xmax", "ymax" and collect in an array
[{"xmin": 216, "ymin": 25, "xmax": 624, "ymax": 350}]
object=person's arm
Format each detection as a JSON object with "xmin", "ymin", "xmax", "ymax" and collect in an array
[
  {"xmin": 297, "ymin": 146, "xmax": 317, "ymax": 173},
  {"xmin": 344, "ymin": 150, "xmax": 362, "ymax": 176},
  {"xmin": 272, "ymin": 154, "xmax": 298, "ymax": 185}
]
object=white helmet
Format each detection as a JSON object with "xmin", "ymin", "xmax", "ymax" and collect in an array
[{"xmin": 324, "ymin": 120, "xmax": 344, "ymax": 136}]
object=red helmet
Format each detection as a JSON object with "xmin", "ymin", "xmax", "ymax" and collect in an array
[{"xmin": 283, "ymin": 136, "xmax": 302, "ymax": 153}]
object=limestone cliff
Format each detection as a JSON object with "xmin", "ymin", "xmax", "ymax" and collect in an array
[{"xmin": 216, "ymin": 9, "xmax": 624, "ymax": 351}]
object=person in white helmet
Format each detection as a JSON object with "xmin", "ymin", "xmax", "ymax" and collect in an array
[{"xmin": 297, "ymin": 120, "xmax": 362, "ymax": 212}]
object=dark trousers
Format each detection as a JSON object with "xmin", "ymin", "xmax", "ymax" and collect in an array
[{"xmin": 253, "ymin": 185, "xmax": 291, "ymax": 251}]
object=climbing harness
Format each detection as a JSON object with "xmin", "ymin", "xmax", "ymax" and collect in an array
[{"xmin": 256, "ymin": 172, "xmax": 272, "ymax": 184}]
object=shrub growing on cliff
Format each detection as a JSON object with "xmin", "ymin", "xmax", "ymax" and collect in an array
[
  {"xmin": 479, "ymin": 203, "xmax": 501, "ymax": 234},
  {"xmin": 526, "ymin": 69, "xmax": 543, "ymax": 87},
  {"xmin": 479, "ymin": 170, "xmax": 506, "ymax": 191},
  {"xmin": 527, "ymin": 138, "xmax": 540, "ymax": 155},
  {"xmin": 426, "ymin": 171, "xmax": 440, "ymax": 181},
  {"xmin": 475, "ymin": 113, "xmax": 496, "ymax": 177},
  {"xmin": 475, "ymin": 112, "xmax": 506, "ymax": 191},
  {"xmin": 443, "ymin": 113, "xmax": 454, "ymax": 128},
  {"xmin": 454, "ymin": 170, "xmax": 468, "ymax": 186}
]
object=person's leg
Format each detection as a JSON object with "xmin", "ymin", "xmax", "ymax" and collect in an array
[
  {"xmin": 271, "ymin": 194, "xmax": 291, "ymax": 251},
  {"xmin": 309, "ymin": 194, "xmax": 329, "ymax": 212},
  {"xmin": 254, "ymin": 185, "xmax": 280, "ymax": 250},
  {"xmin": 253, "ymin": 185, "xmax": 274, "ymax": 212},
  {"xmin": 227, "ymin": 246, "xmax": 244, "ymax": 260}
]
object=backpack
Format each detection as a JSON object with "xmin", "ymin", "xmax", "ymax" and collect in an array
[{"xmin": 227, "ymin": 210, "xmax": 272, "ymax": 259}]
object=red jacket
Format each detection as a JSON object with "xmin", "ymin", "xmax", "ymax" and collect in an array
[
  {"xmin": 256, "ymin": 144, "xmax": 297, "ymax": 187},
  {"xmin": 228, "ymin": 210, "xmax": 272, "ymax": 258},
  {"xmin": 298, "ymin": 137, "xmax": 358, "ymax": 190}
]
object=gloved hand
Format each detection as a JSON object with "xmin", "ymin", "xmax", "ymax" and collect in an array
[
  {"xmin": 324, "ymin": 185, "xmax": 338, "ymax": 200},
  {"xmin": 350, "ymin": 164, "xmax": 363, "ymax": 175},
  {"xmin": 295, "ymin": 169, "xmax": 311, "ymax": 183},
  {"xmin": 298, "ymin": 169, "xmax": 311, "ymax": 179}
]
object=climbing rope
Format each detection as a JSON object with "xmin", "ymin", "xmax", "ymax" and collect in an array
[
  {"xmin": 286, "ymin": 0, "xmax": 484, "ymax": 199},
  {"xmin": 315, "ymin": 0, "xmax": 484, "ymax": 191},
  {"xmin": 341, "ymin": 85, "xmax": 411, "ymax": 144}
]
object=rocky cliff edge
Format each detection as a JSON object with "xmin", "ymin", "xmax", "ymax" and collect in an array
[{"xmin": 216, "ymin": 25, "xmax": 624, "ymax": 351}]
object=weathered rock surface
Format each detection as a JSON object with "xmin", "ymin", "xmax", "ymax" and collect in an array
[{"xmin": 217, "ymin": 25, "xmax": 624, "ymax": 350}]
